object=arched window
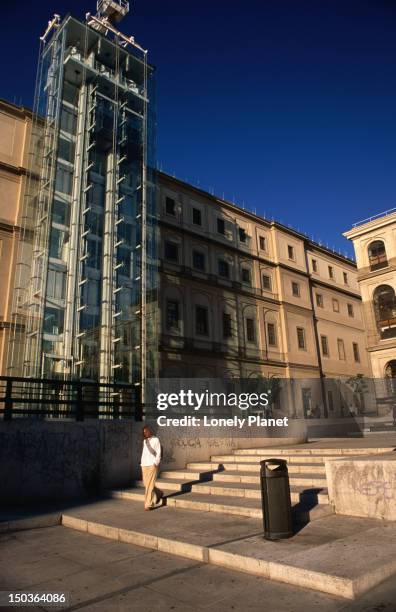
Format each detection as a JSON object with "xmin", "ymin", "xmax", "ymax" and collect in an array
[
  {"xmin": 368, "ymin": 240, "xmax": 388, "ymax": 271},
  {"xmin": 385, "ymin": 360, "xmax": 396, "ymax": 378},
  {"xmin": 373, "ymin": 285, "xmax": 396, "ymax": 339},
  {"xmin": 385, "ymin": 360, "xmax": 396, "ymax": 396}
]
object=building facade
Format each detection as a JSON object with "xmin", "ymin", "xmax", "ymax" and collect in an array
[
  {"xmin": 6, "ymin": 6, "xmax": 157, "ymax": 400},
  {"xmin": 0, "ymin": 100, "xmax": 35, "ymax": 376},
  {"xmin": 157, "ymin": 173, "xmax": 371, "ymax": 416},
  {"xmin": 0, "ymin": 98, "xmax": 372, "ymax": 419},
  {"xmin": 344, "ymin": 210, "xmax": 396, "ymax": 383}
]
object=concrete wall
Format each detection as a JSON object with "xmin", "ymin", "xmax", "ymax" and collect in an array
[
  {"xmin": 0, "ymin": 420, "xmax": 138, "ymax": 503},
  {"xmin": 142, "ymin": 418, "xmax": 307, "ymax": 474},
  {"xmin": 0, "ymin": 419, "xmax": 306, "ymax": 502},
  {"xmin": 326, "ymin": 452, "xmax": 396, "ymax": 521}
]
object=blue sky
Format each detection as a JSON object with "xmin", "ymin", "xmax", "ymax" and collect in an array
[{"xmin": 3, "ymin": 0, "xmax": 396, "ymax": 257}]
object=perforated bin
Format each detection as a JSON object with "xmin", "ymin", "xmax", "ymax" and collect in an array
[{"xmin": 260, "ymin": 458, "xmax": 293, "ymax": 540}]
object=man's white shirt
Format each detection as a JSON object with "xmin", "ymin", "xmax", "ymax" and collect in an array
[{"xmin": 141, "ymin": 436, "xmax": 161, "ymax": 467}]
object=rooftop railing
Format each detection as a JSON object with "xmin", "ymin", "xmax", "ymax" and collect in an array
[{"xmin": 353, "ymin": 207, "xmax": 396, "ymax": 228}]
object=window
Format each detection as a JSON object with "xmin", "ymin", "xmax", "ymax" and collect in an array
[
  {"xmin": 337, "ymin": 338, "xmax": 346, "ymax": 360},
  {"xmin": 84, "ymin": 280, "xmax": 100, "ymax": 307},
  {"xmin": 241, "ymin": 268, "xmax": 251, "ymax": 285},
  {"xmin": 52, "ymin": 199, "xmax": 70, "ymax": 226},
  {"xmin": 316, "ymin": 293, "xmax": 323, "ymax": 307},
  {"xmin": 195, "ymin": 306, "xmax": 209, "ymax": 336},
  {"xmin": 55, "ymin": 165, "xmax": 73, "ymax": 195},
  {"xmin": 328, "ymin": 265, "xmax": 334, "ymax": 279},
  {"xmin": 368, "ymin": 240, "xmax": 388, "ymax": 271},
  {"xmin": 165, "ymin": 241, "xmax": 179, "ymax": 262},
  {"xmin": 327, "ymin": 390, "xmax": 334, "ymax": 412},
  {"xmin": 218, "ymin": 259, "xmax": 230, "ymax": 278},
  {"xmin": 47, "ymin": 269, "xmax": 66, "ymax": 300},
  {"xmin": 58, "ymin": 138, "xmax": 75, "ymax": 163},
  {"xmin": 88, "ymin": 182, "xmax": 105, "ymax": 207},
  {"xmin": 312, "ymin": 259, "xmax": 318, "ymax": 273},
  {"xmin": 246, "ymin": 318, "xmax": 256, "ymax": 342},
  {"xmin": 63, "ymin": 82, "xmax": 79, "ymax": 106},
  {"xmin": 267, "ymin": 322, "xmax": 277, "ymax": 346},
  {"xmin": 321, "ymin": 335, "xmax": 329, "ymax": 357},
  {"xmin": 43, "ymin": 307, "xmax": 64, "ymax": 335},
  {"xmin": 222, "ymin": 312, "xmax": 232, "ymax": 338},
  {"xmin": 332, "ymin": 299, "xmax": 339, "ymax": 313},
  {"xmin": 192, "ymin": 207, "xmax": 202, "ymax": 225},
  {"xmin": 292, "ymin": 281, "xmax": 300, "ymax": 297},
  {"xmin": 86, "ymin": 210, "xmax": 103, "ymax": 237},
  {"xmin": 86, "ymin": 238, "xmax": 101, "ymax": 269},
  {"xmin": 239, "ymin": 228, "xmax": 247, "ymax": 243},
  {"xmin": 373, "ymin": 285, "xmax": 396, "ymax": 339},
  {"xmin": 288, "ymin": 245, "xmax": 295, "ymax": 260},
  {"xmin": 165, "ymin": 196, "xmax": 176, "ymax": 216},
  {"xmin": 347, "ymin": 303, "xmax": 354, "ymax": 317},
  {"xmin": 217, "ymin": 218, "xmax": 225, "ymax": 234},
  {"xmin": 297, "ymin": 327, "xmax": 306, "ymax": 350},
  {"xmin": 118, "ymin": 221, "xmax": 134, "ymax": 247},
  {"xmin": 89, "ymin": 151, "xmax": 106, "ymax": 176},
  {"xmin": 262, "ymin": 274, "xmax": 272, "ymax": 291},
  {"xmin": 166, "ymin": 300, "xmax": 180, "ymax": 330},
  {"xmin": 49, "ymin": 228, "xmax": 69, "ymax": 260},
  {"xmin": 259, "ymin": 236, "xmax": 266, "ymax": 250},
  {"xmin": 343, "ymin": 272, "xmax": 348, "ymax": 285},
  {"xmin": 353, "ymin": 342, "xmax": 360, "ymax": 363},
  {"xmin": 193, "ymin": 250, "xmax": 205, "ymax": 271},
  {"xmin": 60, "ymin": 106, "xmax": 77, "ymax": 133}
]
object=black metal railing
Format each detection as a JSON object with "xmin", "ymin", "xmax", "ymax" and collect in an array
[{"xmin": 0, "ymin": 376, "xmax": 142, "ymax": 421}]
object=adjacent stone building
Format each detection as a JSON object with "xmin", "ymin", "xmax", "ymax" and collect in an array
[
  {"xmin": 158, "ymin": 173, "xmax": 371, "ymax": 395},
  {"xmin": 344, "ymin": 210, "xmax": 396, "ymax": 386},
  {"xmin": 0, "ymin": 99, "xmax": 36, "ymax": 375}
]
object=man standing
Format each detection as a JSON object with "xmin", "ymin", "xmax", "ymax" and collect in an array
[{"xmin": 141, "ymin": 426, "xmax": 163, "ymax": 511}]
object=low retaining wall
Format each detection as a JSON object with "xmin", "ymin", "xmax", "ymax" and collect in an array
[
  {"xmin": 0, "ymin": 418, "xmax": 306, "ymax": 502},
  {"xmin": 0, "ymin": 420, "xmax": 136, "ymax": 503},
  {"xmin": 325, "ymin": 452, "xmax": 396, "ymax": 521},
  {"xmin": 140, "ymin": 418, "xmax": 307, "ymax": 474}
]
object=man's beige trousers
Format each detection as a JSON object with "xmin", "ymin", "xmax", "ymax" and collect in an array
[{"xmin": 142, "ymin": 465, "xmax": 162, "ymax": 508}]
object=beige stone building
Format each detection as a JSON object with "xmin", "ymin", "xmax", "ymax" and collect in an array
[
  {"xmin": 0, "ymin": 100, "xmax": 372, "ymax": 419},
  {"xmin": 344, "ymin": 210, "xmax": 396, "ymax": 384},
  {"xmin": 158, "ymin": 173, "xmax": 371, "ymax": 412},
  {"xmin": 0, "ymin": 100, "xmax": 36, "ymax": 375}
]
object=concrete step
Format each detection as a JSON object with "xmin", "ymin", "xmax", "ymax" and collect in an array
[
  {"xmin": 62, "ymin": 498, "xmax": 396, "ymax": 600},
  {"xmin": 232, "ymin": 446, "xmax": 395, "ymax": 456},
  {"xmin": 185, "ymin": 461, "xmax": 326, "ymax": 474},
  {"xmin": 135, "ymin": 479, "xmax": 329, "ymax": 504},
  {"xmin": 160, "ymin": 469, "xmax": 327, "ymax": 488},
  {"xmin": 110, "ymin": 488, "xmax": 334, "ymax": 521},
  {"xmin": 210, "ymin": 454, "xmax": 330, "ymax": 464},
  {"xmin": 212, "ymin": 471, "xmax": 327, "ymax": 487}
]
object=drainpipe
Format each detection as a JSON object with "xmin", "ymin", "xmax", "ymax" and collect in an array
[{"xmin": 304, "ymin": 244, "xmax": 328, "ymax": 418}]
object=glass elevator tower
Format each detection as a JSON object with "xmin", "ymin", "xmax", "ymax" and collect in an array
[{"xmin": 8, "ymin": 2, "xmax": 157, "ymax": 399}]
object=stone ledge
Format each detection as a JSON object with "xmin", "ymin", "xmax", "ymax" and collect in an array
[
  {"xmin": 0, "ymin": 513, "xmax": 61, "ymax": 533},
  {"xmin": 325, "ymin": 452, "xmax": 396, "ymax": 520}
]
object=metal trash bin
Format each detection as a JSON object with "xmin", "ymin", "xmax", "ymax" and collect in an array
[{"xmin": 260, "ymin": 458, "xmax": 293, "ymax": 540}]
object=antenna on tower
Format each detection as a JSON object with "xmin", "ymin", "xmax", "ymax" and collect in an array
[
  {"xmin": 96, "ymin": 0, "xmax": 130, "ymax": 24},
  {"xmin": 86, "ymin": 0, "xmax": 146, "ymax": 52}
]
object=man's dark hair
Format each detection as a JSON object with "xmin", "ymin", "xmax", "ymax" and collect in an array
[{"xmin": 142, "ymin": 425, "xmax": 154, "ymax": 440}]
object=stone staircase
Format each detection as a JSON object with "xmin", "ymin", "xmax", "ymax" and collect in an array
[
  {"xmin": 58, "ymin": 442, "xmax": 396, "ymax": 601},
  {"xmin": 110, "ymin": 444, "xmax": 394, "ymax": 522}
]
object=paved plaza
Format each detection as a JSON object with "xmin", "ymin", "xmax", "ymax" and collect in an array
[{"xmin": 2, "ymin": 525, "xmax": 396, "ymax": 612}]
